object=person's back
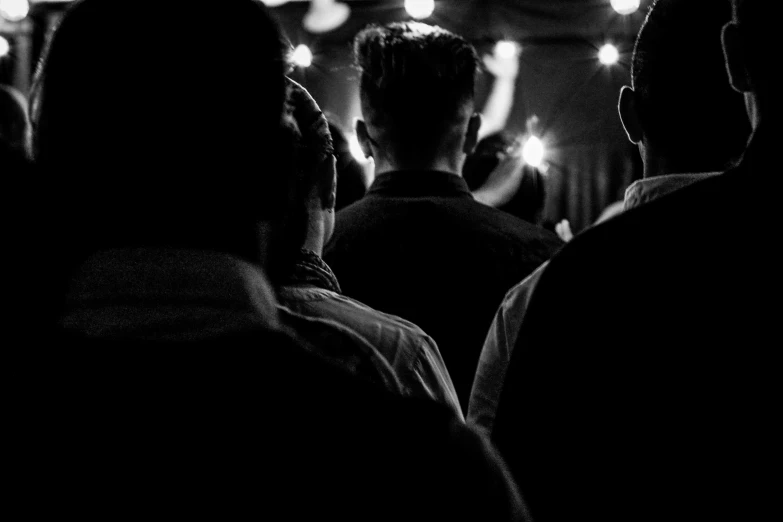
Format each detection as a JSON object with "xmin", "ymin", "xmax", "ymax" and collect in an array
[
  {"xmin": 491, "ymin": 1, "xmax": 780, "ymax": 521},
  {"xmin": 9, "ymin": 326, "xmax": 529, "ymax": 521},
  {"xmin": 325, "ymin": 23, "xmax": 563, "ymax": 409},
  {"xmin": 17, "ymin": 2, "xmax": 529, "ymax": 519},
  {"xmin": 467, "ymin": 0, "xmax": 754, "ymax": 437}
]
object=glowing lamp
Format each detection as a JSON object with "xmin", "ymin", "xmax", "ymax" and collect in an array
[
  {"xmin": 522, "ymin": 136, "xmax": 545, "ymax": 168},
  {"xmin": 495, "ymin": 40, "xmax": 520, "ymax": 60},
  {"xmin": 598, "ymin": 43, "xmax": 619, "ymax": 66},
  {"xmin": 0, "ymin": 36, "xmax": 9, "ymax": 58},
  {"xmin": 405, "ymin": 0, "xmax": 435, "ymax": 20},
  {"xmin": 304, "ymin": 0, "xmax": 351, "ymax": 33},
  {"xmin": 610, "ymin": 0, "xmax": 640, "ymax": 16},
  {"xmin": 291, "ymin": 44, "xmax": 313, "ymax": 68},
  {"xmin": 0, "ymin": 0, "xmax": 29, "ymax": 22}
]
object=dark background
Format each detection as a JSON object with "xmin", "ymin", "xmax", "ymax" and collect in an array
[{"xmin": 1, "ymin": 0, "xmax": 650, "ymax": 231}]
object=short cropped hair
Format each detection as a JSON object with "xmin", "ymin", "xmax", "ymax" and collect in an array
[
  {"xmin": 632, "ymin": 0, "xmax": 750, "ymax": 170},
  {"xmin": 354, "ymin": 22, "xmax": 479, "ymax": 164}
]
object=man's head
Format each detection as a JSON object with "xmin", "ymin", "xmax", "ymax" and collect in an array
[
  {"xmin": 0, "ymin": 85, "xmax": 29, "ymax": 154},
  {"xmin": 463, "ymin": 132, "xmax": 547, "ymax": 224},
  {"xmin": 353, "ymin": 22, "xmax": 482, "ymax": 174},
  {"xmin": 619, "ymin": 0, "xmax": 751, "ymax": 176},
  {"xmin": 723, "ymin": 0, "xmax": 775, "ymax": 128},
  {"xmin": 32, "ymin": 0, "xmax": 291, "ymax": 267}
]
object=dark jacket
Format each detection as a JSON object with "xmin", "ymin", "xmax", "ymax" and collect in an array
[
  {"xmin": 9, "ymin": 328, "xmax": 530, "ymax": 521},
  {"xmin": 491, "ymin": 127, "xmax": 779, "ymax": 522},
  {"xmin": 10, "ymin": 247, "xmax": 530, "ymax": 520},
  {"xmin": 325, "ymin": 171, "xmax": 563, "ymax": 410}
]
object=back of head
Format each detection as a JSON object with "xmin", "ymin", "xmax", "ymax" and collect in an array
[
  {"xmin": 354, "ymin": 22, "xmax": 479, "ymax": 166},
  {"xmin": 632, "ymin": 0, "xmax": 750, "ymax": 171},
  {"xmin": 0, "ymin": 85, "xmax": 29, "ymax": 153},
  {"xmin": 32, "ymin": 0, "xmax": 290, "ymax": 257},
  {"xmin": 463, "ymin": 133, "xmax": 515, "ymax": 191},
  {"xmin": 463, "ymin": 132, "xmax": 546, "ymax": 224}
]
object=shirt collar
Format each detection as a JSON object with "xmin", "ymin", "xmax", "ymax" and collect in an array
[
  {"xmin": 61, "ymin": 248, "xmax": 280, "ymax": 339},
  {"xmin": 286, "ymin": 249, "xmax": 342, "ymax": 294},
  {"xmin": 367, "ymin": 171, "xmax": 474, "ymax": 199},
  {"xmin": 624, "ymin": 172, "xmax": 721, "ymax": 211}
]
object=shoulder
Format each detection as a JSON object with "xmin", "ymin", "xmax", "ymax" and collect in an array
[
  {"xmin": 325, "ymin": 291, "xmax": 434, "ymax": 341},
  {"xmin": 471, "ymin": 202, "xmax": 564, "ymax": 249}
]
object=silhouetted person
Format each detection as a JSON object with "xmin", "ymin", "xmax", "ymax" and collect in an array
[
  {"xmin": 468, "ymin": 0, "xmax": 752, "ymax": 438},
  {"xmin": 325, "ymin": 23, "xmax": 563, "ymax": 411},
  {"xmin": 464, "ymin": 131, "xmax": 548, "ymax": 224},
  {"xmin": 489, "ymin": 1, "xmax": 779, "ymax": 521},
  {"xmin": 10, "ymin": 2, "xmax": 529, "ymax": 520},
  {"xmin": 277, "ymin": 79, "xmax": 462, "ymax": 416}
]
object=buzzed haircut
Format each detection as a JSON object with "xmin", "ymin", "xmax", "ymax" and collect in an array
[
  {"xmin": 632, "ymin": 0, "xmax": 750, "ymax": 170},
  {"xmin": 354, "ymin": 22, "xmax": 480, "ymax": 164}
]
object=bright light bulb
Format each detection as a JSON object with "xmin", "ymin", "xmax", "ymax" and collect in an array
[
  {"xmin": 522, "ymin": 136, "xmax": 545, "ymax": 168},
  {"xmin": 610, "ymin": 0, "xmax": 640, "ymax": 16},
  {"xmin": 0, "ymin": 0, "xmax": 29, "ymax": 22},
  {"xmin": 495, "ymin": 40, "xmax": 520, "ymax": 60},
  {"xmin": 0, "ymin": 36, "xmax": 9, "ymax": 58},
  {"xmin": 261, "ymin": 0, "xmax": 291, "ymax": 6},
  {"xmin": 405, "ymin": 0, "xmax": 435, "ymax": 20},
  {"xmin": 598, "ymin": 43, "xmax": 619, "ymax": 66},
  {"xmin": 291, "ymin": 44, "xmax": 313, "ymax": 68}
]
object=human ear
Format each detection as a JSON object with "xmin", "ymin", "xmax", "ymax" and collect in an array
[{"xmin": 618, "ymin": 86, "xmax": 643, "ymax": 144}]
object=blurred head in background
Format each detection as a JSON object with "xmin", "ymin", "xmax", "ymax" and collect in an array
[
  {"xmin": 353, "ymin": 22, "xmax": 482, "ymax": 175},
  {"xmin": 619, "ymin": 0, "xmax": 751, "ymax": 177},
  {"xmin": 463, "ymin": 132, "xmax": 546, "ymax": 225}
]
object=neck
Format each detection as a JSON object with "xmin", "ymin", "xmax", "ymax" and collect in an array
[
  {"xmin": 372, "ymin": 150, "xmax": 464, "ymax": 177},
  {"xmin": 374, "ymin": 159, "xmax": 464, "ymax": 177},
  {"xmin": 642, "ymin": 155, "xmax": 678, "ymax": 179},
  {"xmin": 641, "ymin": 146, "xmax": 723, "ymax": 179}
]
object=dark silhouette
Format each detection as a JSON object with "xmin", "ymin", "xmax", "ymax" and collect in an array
[
  {"xmin": 491, "ymin": 1, "xmax": 779, "ymax": 521},
  {"xmin": 11, "ymin": 2, "xmax": 530, "ymax": 520},
  {"xmin": 621, "ymin": 0, "xmax": 751, "ymax": 177},
  {"xmin": 468, "ymin": 0, "xmax": 754, "ymax": 437},
  {"xmin": 463, "ymin": 132, "xmax": 547, "ymax": 224}
]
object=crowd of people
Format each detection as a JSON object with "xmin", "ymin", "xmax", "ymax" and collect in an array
[{"xmin": 2, "ymin": 0, "xmax": 776, "ymax": 519}]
